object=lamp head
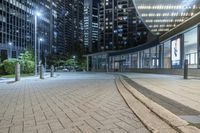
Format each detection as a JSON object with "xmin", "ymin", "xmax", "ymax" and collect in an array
[
  {"xmin": 35, "ymin": 11, "xmax": 41, "ymax": 17},
  {"xmin": 8, "ymin": 42, "xmax": 12, "ymax": 46}
]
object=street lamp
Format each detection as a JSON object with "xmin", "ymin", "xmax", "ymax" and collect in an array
[
  {"xmin": 8, "ymin": 42, "xmax": 13, "ymax": 59},
  {"xmin": 38, "ymin": 38, "xmax": 43, "ymax": 67},
  {"xmin": 34, "ymin": 11, "xmax": 42, "ymax": 76},
  {"xmin": 44, "ymin": 49, "xmax": 48, "ymax": 71},
  {"xmin": 36, "ymin": 12, "xmax": 41, "ymax": 17}
]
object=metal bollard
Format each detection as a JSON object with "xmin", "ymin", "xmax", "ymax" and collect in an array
[
  {"xmin": 51, "ymin": 65, "xmax": 54, "ymax": 77},
  {"xmin": 184, "ymin": 59, "xmax": 188, "ymax": 79},
  {"xmin": 15, "ymin": 62, "xmax": 20, "ymax": 81},
  {"xmin": 40, "ymin": 64, "xmax": 44, "ymax": 79}
]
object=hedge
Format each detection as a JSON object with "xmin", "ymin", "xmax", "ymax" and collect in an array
[
  {"xmin": 3, "ymin": 59, "xmax": 17, "ymax": 74},
  {"xmin": 2, "ymin": 59, "xmax": 34, "ymax": 75}
]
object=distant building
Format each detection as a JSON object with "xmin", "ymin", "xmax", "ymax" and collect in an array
[
  {"xmin": 56, "ymin": 0, "xmax": 72, "ymax": 55},
  {"xmin": 98, "ymin": 0, "xmax": 150, "ymax": 51},
  {"xmin": 35, "ymin": 0, "xmax": 58, "ymax": 59},
  {"xmin": 73, "ymin": 0, "xmax": 84, "ymax": 55},
  {"xmin": 84, "ymin": 0, "xmax": 99, "ymax": 53},
  {"xmin": 56, "ymin": 0, "xmax": 84, "ymax": 55},
  {"xmin": 0, "ymin": 0, "xmax": 34, "ymax": 60}
]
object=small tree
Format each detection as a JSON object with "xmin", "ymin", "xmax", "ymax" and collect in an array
[
  {"xmin": 65, "ymin": 59, "xmax": 76, "ymax": 66},
  {"xmin": 19, "ymin": 51, "xmax": 34, "ymax": 74},
  {"xmin": 19, "ymin": 51, "xmax": 34, "ymax": 61},
  {"xmin": 46, "ymin": 53, "xmax": 68, "ymax": 67}
]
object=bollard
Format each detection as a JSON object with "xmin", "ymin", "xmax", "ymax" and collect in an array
[
  {"xmin": 184, "ymin": 59, "xmax": 188, "ymax": 79},
  {"xmin": 15, "ymin": 62, "xmax": 20, "ymax": 81},
  {"xmin": 51, "ymin": 65, "xmax": 54, "ymax": 77},
  {"xmin": 40, "ymin": 64, "xmax": 44, "ymax": 79}
]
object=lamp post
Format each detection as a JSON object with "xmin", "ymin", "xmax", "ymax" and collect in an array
[
  {"xmin": 34, "ymin": 11, "xmax": 41, "ymax": 76},
  {"xmin": 73, "ymin": 55, "xmax": 76, "ymax": 72},
  {"xmin": 44, "ymin": 49, "xmax": 47, "ymax": 71},
  {"xmin": 38, "ymin": 38, "xmax": 43, "ymax": 67},
  {"xmin": 8, "ymin": 42, "xmax": 13, "ymax": 59}
]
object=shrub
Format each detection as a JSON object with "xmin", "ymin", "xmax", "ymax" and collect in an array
[
  {"xmin": 21, "ymin": 60, "xmax": 34, "ymax": 74},
  {"xmin": 0, "ymin": 51, "xmax": 34, "ymax": 75},
  {"xmin": 3, "ymin": 59, "xmax": 17, "ymax": 74},
  {"xmin": 0, "ymin": 63, "xmax": 5, "ymax": 75}
]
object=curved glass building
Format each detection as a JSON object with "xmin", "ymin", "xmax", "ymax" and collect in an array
[{"xmin": 87, "ymin": 0, "xmax": 200, "ymax": 75}]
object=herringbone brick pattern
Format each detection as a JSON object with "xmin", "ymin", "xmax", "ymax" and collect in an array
[{"xmin": 0, "ymin": 73, "xmax": 149, "ymax": 133}]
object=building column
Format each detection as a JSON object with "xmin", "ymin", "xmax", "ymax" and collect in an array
[
  {"xmin": 198, "ymin": 25, "xmax": 200, "ymax": 68},
  {"xmin": 138, "ymin": 52, "xmax": 141, "ymax": 68}
]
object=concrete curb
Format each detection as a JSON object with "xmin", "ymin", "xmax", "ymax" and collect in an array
[
  {"xmin": 115, "ymin": 78, "xmax": 178, "ymax": 133},
  {"xmin": 120, "ymin": 77, "xmax": 200, "ymax": 133}
]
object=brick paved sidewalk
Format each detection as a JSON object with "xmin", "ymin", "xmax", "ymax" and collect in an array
[{"xmin": 0, "ymin": 73, "xmax": 149, "ymax": 133}]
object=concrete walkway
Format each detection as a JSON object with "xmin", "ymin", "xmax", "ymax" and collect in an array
[
  {"xmin": 0, "ymin": 72, "xmax": 149, "ymax": 133},
  {"xmin": 122, "ymin": 73, "xmax": 200, "ymax": 127}
]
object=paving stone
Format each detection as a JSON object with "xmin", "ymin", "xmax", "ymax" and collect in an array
[
  {"xmin": 0, "ymin": 72, "xmax": 149, "ymax": 133},
  {"xmin": 0, "ymin": 128, "xmax": 9, "ymax": 133}
]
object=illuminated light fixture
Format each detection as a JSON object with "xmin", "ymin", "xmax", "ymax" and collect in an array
[
  {"xmin": 8, "ymin": 42, "xmax": 13, "ymax": 46},
  {"xmin": 35, "ymin": 11, "xmax": 41, "ymax": 17},
  {"xmin": 39, "ymin": 38, "xmax": 43, "ymax": 41}
]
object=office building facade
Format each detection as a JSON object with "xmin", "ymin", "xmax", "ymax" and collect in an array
[
  {"xmin": 84, "ymin": 0, "xmax": 99, "ymax": 53},
  {"xmin": 0, "ymin": 0, "xmax": 34, "ymax": 60},
  {"xmin": 34, "ymin": 0, "xmax": 58, "ymax": 60},
  {"xmin": 98, "ymin": 0, "xmax": 150, "ymax": 51},
  {"xmin": 73, "ymin": 0, "xmax": 84, "ymax": 55},
  {"xmin": 0, "ymin": 0, "xmax": 57, "ymax": 61},
  {"xmin": 56, "ymin": 0, "xmax": 84, "ymax": 55}
]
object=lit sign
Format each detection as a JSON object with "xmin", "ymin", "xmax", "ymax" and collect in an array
[{"xmin": 171, "ymin": 38, "xmax": 181, "ymax": 66}]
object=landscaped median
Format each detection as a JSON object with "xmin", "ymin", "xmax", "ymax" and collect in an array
[
  {"xmin": 116, "ymin": 76, "xmax": 200, "ymax": 133},
  {"xmin": 0, "ymin": 51, "xmax": 34, "ymax": 78}
]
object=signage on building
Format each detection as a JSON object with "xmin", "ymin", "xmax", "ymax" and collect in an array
[{"xmin": 171, "ymin": 38, "xmax": 181, "ymax": 66}]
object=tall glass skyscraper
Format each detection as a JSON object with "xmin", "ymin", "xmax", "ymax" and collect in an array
[
  {"xmin": 84, "ymin": 0, "xmax": 99, "ymax": 53},
  {"xmin": 56, "ymin": 0, "xmax": 84, "ymax": 55},
  {"xmin": 0, "ymin": 0, "xmax": 57, "ymax": 60},
  {"xmin": 99, "ymin": 0, "xmax": 150, "ymax": 51},
  {"xmin": 0, "ymin": 0, "xmax": 34, "ymax": 60},
  {"xmin": 34, "ymin": 0, "xmax": 58, "ymax": 58}
]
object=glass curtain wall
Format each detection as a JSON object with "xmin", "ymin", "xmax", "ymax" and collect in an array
[
  {"xmin": 98, "ymin": 54, "xmax": 107, "ymax": 70},
  {"xmin": 150, "ymin": 46, "xmax": 158, "ymax": 68},
  {"xmin": 90, "ymin": 25, "xmax": 199, "ymax": 70},
  {"xmin": 163, "ymin": 40, "xmax": 171, "ymax": 68},
  {"xmin": 159, "ymin": 44, "xmax": 164, "ymax": 68},
  {"xmin": 157, "ymin": 45, "xmax": 160, "ymax": 68},
  {"xmin": 92, "ymin": 56, "xmax": 97, "ymax": 70},
  {"xmin": 109, "ymin": 57, "xmax": 114, "ymax": 70},
  {"xmin": 121, "ymin": 55, "xmax": 126, "ymax": 71},
  {"xmin": 143, "ymin": 49, "xmax": 150, "ymax": 68},
  {"xmin": 184, "ymin": 28, "xmax": 198, "ymax": 68},
  {"xmin": 131, "ymin": 53, "xmax": 138, "ymax": 68},
  {"xmin": 139, "ymin": 51, "xmax": 144, "ymax": 68},
  {"xmin": 114, "ymin": 56, "xmax": 120, "ymax": 71},
  {"xmin": 128, "ymin": 54, "xmax": 132, "ymax": 69}
]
